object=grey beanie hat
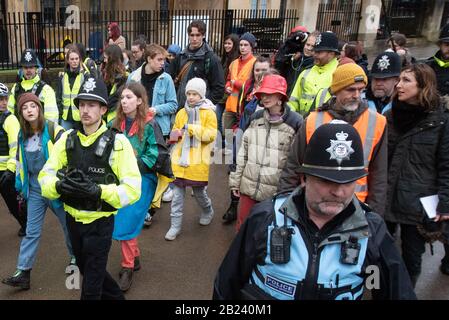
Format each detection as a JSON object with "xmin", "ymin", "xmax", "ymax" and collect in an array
[
  {"xmin": 240, "ymin": 32, "xmax": 257, "ymax": 48},
  {"xmin": 185, "ymin": 77, "xmax": 207, "ymax": 99}
]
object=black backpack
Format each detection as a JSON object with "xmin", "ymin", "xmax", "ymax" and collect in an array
[{"xmin": 149, "ymin": 120, "xmax": 174, "ymax": 178}]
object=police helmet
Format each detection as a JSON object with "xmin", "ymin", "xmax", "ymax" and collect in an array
[
  {"xmin": 370, "ymin": 51, "xmax": 401, "ymax": 79},
  {"xmin": 74, "ymin": 76, "xmax": 109, "ymax": 107},
  {"xmin": 20, "ymin": 49, "xmax": 39, "ymax": 68},
  {"xmin": 313, "ymin": 32, "xmax": 339, "ymax": 53},
  {"xmin": 299, "ymin": 120, "xmax": 367, "ymax": 183}
]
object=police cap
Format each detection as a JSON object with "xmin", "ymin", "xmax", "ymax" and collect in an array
[
  {"xmin": 299, "ymin": 120, "xmax": 367, "ymax": 183},
  {"xmin": 440, "ymin": 23, "xmax": 449, "ymax": 42}
]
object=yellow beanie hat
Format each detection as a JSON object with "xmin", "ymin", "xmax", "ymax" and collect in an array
[{"xmin": 331, "ymin": 63, "xmax": 367, "ymax": 94}]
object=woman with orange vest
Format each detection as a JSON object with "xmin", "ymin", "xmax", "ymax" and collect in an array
[
  {"xmin": 222, "ymin": 33, "xmax": 257, "ymax": 153},
  {"xmin": 278, "ymin": 63, "xmax": 388, "ymax": 216}
]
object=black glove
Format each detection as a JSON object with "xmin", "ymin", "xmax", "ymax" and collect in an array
[
  {"xmin": 0, "ymin": 170, "xmax": 15, "ymax": 186},
  {"xmin": 57, "ymin": 170, "xmax": 102, "ymax": 202}
]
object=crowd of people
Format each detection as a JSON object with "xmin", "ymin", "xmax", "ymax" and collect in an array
[{"xmin": 0, "ymin": 18, "xmax": 449, "ymax": 300}]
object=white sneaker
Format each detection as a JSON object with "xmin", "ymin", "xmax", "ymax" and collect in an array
[
  {"xmin": 165, "ymin": 227, "xmax": 180, "ymax": 241},
  {"xmin": 162, "ymin": 188, "xmax": 174, "ymax": 202},
  {"xmin": 199, "ymin": 210, "xmax": 214, "ymax": 226}
]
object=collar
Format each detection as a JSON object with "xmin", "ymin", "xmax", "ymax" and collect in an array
[
  {"xmin": 77, "ymin": 123, "xmax": 108, "ymax": 146},
  {"xmin": 434, "ymin": 53, "xmax": 449, "ymax": 68},
  {"xmin": 314, "ymin": 57, "xmax": 338, "ymax": 73}
]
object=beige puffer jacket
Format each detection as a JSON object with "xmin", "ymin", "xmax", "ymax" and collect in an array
[{"xmin": 229, "ymin": 105, "xmax": 302, "ymax": 201}]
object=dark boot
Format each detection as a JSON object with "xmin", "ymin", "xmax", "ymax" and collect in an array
[
  {"xmin": 133, "ymin": 256, "xmax": 141, "ymax": 271},
  {"xmin": 118, "ymin": 267, "xmax": 133, "ymax": 292},
  {"xmin": 222, "ymin": 193, "xmax": 239, "ymax": 223},
  {"xmin": 440, "ymin": 244, "xmax": 449, "ymax": 275},
  {"xmin": 2, "ymin": 269, "xmax": 30, "ymax": 290}
]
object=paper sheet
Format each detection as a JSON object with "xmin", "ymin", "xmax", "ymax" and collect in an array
[{"xmin": 419, "ymin": 195, "xmax": 439, "ymax": 219}]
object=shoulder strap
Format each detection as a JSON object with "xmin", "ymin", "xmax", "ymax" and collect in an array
[
  {"xmin": 48, "ymin": 121, "xmax": 55, "ymax": 144},
  {"xmin": 174, "ymin": 60, "xmax": 194, "ymax": 86},
  {"xmin": 33, "ymin": 81, "xmax": 46, "ymax": 98}
]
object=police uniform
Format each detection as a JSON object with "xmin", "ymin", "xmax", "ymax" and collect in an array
[
  {"xmin": 38, "ymin": 76, "xmax": 141, "ymax": 300},
  {"xmin": 426, "ymin": 23, "xmax": 449, "ymax": 96},
  {"xmin": 213, "ymin": 121, "xmax": 416, "ymax": 300},
  {"xmin": 7, "ymin": 49, "xmax": 59, "ymax": 123},
  {"xmin": 288, "ymin": 32, "xmax": 339, "ymax": 117},
  {"xmin": 0, "ymin": 83, "xmax": 26, "ymax": 233},
  {"xmin": 365, "ymin": 51, "xmax": 401, "ymax": 114},
  {"xmin": 56, "ymin": 64, "xmax": 91, "ymax": 130}
]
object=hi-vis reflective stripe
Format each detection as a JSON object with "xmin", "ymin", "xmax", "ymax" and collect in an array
[
  {"xmin": 355, "ymin": 184, "xmax": 368, "ymax": 192},
  {"xmin": 300, "ymin": 68, "xmax": 312, "ymax": 91},
  {"xmin": 9, "ymin": 142, "xmax": 17, "ymax": 149},
  {"xmin": 117, "ymin": 185, "xmax": 131, "ymax": 207},
  {"xmin": 318, "ymin": 88, "xmax": 329, "ymax": 107},
  {"xmin": 120, "ymin": 177, "xmax": 141, "ymax": 189},
  {"xmin": 312, "ymin": 109, "xmax": 378, "ymax": 167},
  {"xmin": 0, "ymin": 157, "xmax": 8, "ymax": 163}
]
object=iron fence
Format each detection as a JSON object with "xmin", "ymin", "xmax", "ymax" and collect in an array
[
  {"xmin": 316, "ymin": 0, "xmax": 362, "ymax": 42},
  {"xmin": 0, "ymin": 9, "xmax": 299, "ymax": 70}
]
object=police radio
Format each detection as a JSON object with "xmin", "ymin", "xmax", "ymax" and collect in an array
[
  {"xmin": 95, "ymin": 133, "xmax": 111, "ymax": 157},
  {"xmin": 270, "ymin": 208, "xmax": 294, "ymax": 264}
]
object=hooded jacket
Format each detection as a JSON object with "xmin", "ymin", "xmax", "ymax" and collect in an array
[{"xmin": 167, "ymin": 41, "xmax": 224, "ymax": 108}]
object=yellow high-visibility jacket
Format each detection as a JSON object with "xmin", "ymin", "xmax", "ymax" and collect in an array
[{"xmin": 38, "ymin": 124, "xmax": 142, "ymax": 224}]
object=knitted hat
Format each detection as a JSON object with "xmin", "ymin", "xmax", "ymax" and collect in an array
[
  {"xmin": 331, "ymin": 63, "xmax": 368, "ymax": 94},
  {"xmin": 240, "ymin": 32, "xmax": 257, "ymax": 48},
  {"xmin": 185, "ymin": 77, "xmax": 207, "ymax": 99},
  {"xmin": 167, "ymin": 44, "xmax": 181, "ymax": 55},
  {"xmin": 440, "ymin": 23, "xmax": 449, "ymax": 42},
  {"xmin": 17, "ymin": 92, "xmax": 42, "ymax": 111}
]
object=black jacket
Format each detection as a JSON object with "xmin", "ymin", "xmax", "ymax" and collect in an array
[
  {"xmin": 167, "ymin": 41, "xmax": 224, "ymax": 108},
  {"xmin": 213, "ymin": 188, "xmax": 416, "ymax": 300},
  {"xmin": 275, "ymin": 53, "xmax": 314, "ymax": 97},
  {"xmin": 426, "ymin": 51, "xmax": 449, "ymax": 96},
  {"xmin": 278, "ymin": 102, "xmax": 388, "ymax": 216},
  {"xmin": 385, "ymin": 103, "xmax": 449, "ymax": 225}
]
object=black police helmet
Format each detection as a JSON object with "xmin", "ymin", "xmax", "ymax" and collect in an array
[
  {"xmin": 440, "ymin": 23, "xmax": 449, "ymax": 42},
  {"xmin": 313, "ymin": 32, "xmax": 339, "ymax": 53},
  {"xmin": 299, "ymin": 120, "xmax": 367, "ymax": 184},
  {"xmin": 74, "ymin": 76, "xmax": 109, "ymax": 108},
  {"xmin": 20, "ymin": 49, "xmax": 39, "ymax": 68},
  {"xmin": 370, "ymin": 51, "xmax": 401, "ymax": 79}
]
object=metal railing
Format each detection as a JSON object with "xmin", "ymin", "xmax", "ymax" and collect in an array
[{"xmin": 0, "ymin": 9, "xmax": 299, "ymax": 70}]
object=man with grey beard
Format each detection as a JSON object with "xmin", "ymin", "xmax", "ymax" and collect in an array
[
  {"xmin": 279, "ymin": 63, "xmax": 388, "ymax": 216},
  {"xmin": 365, "ymin": 51, "xmax": 401, "ymax": 114}
]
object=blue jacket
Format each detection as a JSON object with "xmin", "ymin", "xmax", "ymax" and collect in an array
[
  {"xmin": 16, "ymin": 121, "xmax": 63, "ymax": 208},
  {"xmin": 128, "ymin": 65, "xmax": 178, "ymax": 136}
]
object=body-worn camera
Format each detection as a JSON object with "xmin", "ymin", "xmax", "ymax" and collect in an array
[
  {"xmin": 340, "ymin": 236, "xmax": 361, "ymax": 265},
  {"xmin": 270, "ymin": 226, "xmax": 293, "ymax": 264}
]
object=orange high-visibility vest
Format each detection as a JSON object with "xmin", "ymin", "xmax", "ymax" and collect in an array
[
  {"xmin": 305, "ymin": 108, "xmax": 386, "ymax": 202},
  {"xmin": 225, "ymin": 56, "xmax": 256, "ymax": 113}
]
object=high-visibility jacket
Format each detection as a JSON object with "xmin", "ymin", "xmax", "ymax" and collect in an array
[
  {"xmin": 305, "ymin": 108, "xmax": 386, "ymax": 202},
  {"xmin": 8, "ymin": 75, "xmax": 59, "ymax": 123},
  {"xmin": 288, "ymin": 58, "xmax": 338, "ymax": 116},
  {"xmin": 225, "ymin": 55, "xmax": 256, "ymax": 113},
  {"xmin": 38, "ymin": 124, "xmax": 142, "ymax": 224},
  {"xmin": 0, "ymin": 111, "xmax": 19, "ymax": 172},
  {"xmin": 310, "ymin": 87, "xmax": 332, "ymax": 113},
  {"xmin": 61, "ymin": 72, "xmax": 85, "ymax": 121}
]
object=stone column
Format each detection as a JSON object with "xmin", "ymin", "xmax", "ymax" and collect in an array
[
  {"xmin": 421, "ymin": 0, "xmax": 445, "ymax": 42},
  {"xmin": 357, "ymin": 0, "xmax": 382, "ymax": 48}
]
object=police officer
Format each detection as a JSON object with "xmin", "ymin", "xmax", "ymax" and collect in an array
[
  {"xmin": 38, "ymin": 76, "xmax": 142, "ymax": 300},
  {"xmin": 213, "ymin": 121, "xmax": 416, "ymax": 300},
  {"xmin": 0, "ymin": 83, "xmax": 26, "ymax": 236},
  {"xmin": 288, "ymin": 32, "xmax": 339, "ymax": 117},
  {"xmin": 426, "ymin": 23, "xmax": 449, "ymax": 96},
  {"xmin": 366, "ymin": 51, "xmax": 401, "ymax": 114},
  {"xmin": 280, "ymin": 63, "xmax": 387, "ymax": 216},
  {"xmin": 8, "ymin": 49, "xmax": 59, "ymax": 123}
]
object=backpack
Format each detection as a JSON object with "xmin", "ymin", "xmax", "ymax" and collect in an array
[{"xmin": 149, "ymin": 120, "xmax": 174, "ymax": 178}]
